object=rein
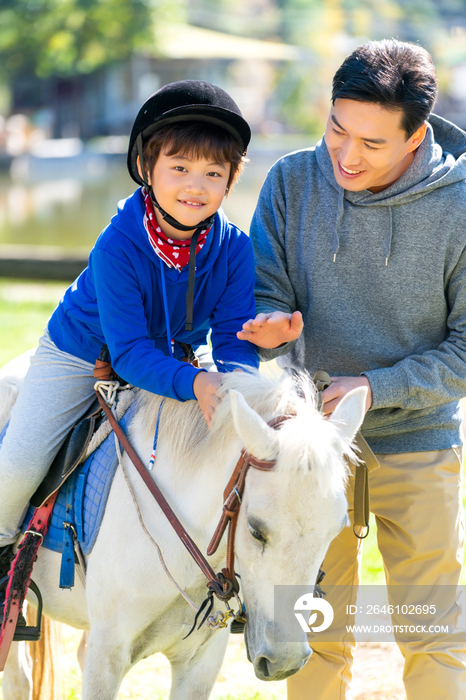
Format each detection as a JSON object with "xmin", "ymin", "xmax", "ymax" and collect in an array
[
  {"xmin": 96, "ymin": 392, "xmax": 228, "ymax": 599},
  {"xmin": 95, "ymin": 391, "xmax": 289, "ymax": 609}
]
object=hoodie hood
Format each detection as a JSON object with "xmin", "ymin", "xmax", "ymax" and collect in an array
[{"xmin": 316, "ymin": 114, "xmax": 466, "ymax": 264}]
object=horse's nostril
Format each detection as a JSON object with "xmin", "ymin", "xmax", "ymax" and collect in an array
[{"xmin": 256, "ymin": 656, "xmax": 270, "ymax": 678}]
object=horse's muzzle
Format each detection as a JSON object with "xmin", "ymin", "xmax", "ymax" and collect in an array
[{"xmin": 253, "ymin": 647, "xmax": 312, "ymax": 681}]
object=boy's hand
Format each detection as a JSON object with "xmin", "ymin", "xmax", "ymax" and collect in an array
[
  {"xmin": 322, "ymin": 376, "xmax": 372, "ymax": 416},
  {"xmin": 236, "ymin": 311, "xmax": 303, "ymax": 349},
  {"xmin": 193, "ymin": 371, "xmax": 223, "ymax": 427}
]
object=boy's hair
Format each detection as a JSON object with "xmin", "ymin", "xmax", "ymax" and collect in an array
[
  {"xmin": 332, "ymin": 39, "xmax": 438, "ymax": 139},
  {"xmin": 143, "ymin": 121, "xmax": 246, "ymax": 191}
]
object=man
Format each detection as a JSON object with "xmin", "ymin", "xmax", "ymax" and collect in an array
[{"xmin": 238, "ymin": 39, "xmax": 466, "ymax": 699}]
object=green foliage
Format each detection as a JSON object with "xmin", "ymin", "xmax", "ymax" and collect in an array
[
  {"xmin": 0, "ymin": 0, "xmax": 157, "ymax": 80},
  {"xmin": 273, "ymin": 63, "xmax": 328, "ymax": 136}
]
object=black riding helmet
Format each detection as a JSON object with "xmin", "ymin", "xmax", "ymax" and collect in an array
[
  {"xmin": 127, "ymin": 80, "xmax": 251, "ymax": 187},
  {"xmin": 127, "ymin": 80, "xmax": 251, "ymax": 332}
]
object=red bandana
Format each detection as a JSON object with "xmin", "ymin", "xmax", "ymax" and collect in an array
[{"xmin": 142, "ymin": 188, "xmax": 210, "ymax": 271}]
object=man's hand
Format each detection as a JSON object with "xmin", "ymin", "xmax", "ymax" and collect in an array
[
  {"xmin": 193, "ymin": 371, "xmax": 223, "ymax": 427},
  {"xmin": 322, "ymin": 376, "xmax": 372, "ymax": 416},
  {"xmin": 237, "ymin": 311, "xmax": 303, "ymax": 349}
]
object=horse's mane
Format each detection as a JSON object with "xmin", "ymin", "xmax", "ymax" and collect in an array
[{"xmin": 135, "ymin": 370, "xmax": 352, "ymax": 496}]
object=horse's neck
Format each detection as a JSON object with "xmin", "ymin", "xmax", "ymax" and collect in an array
[{"xmin": 129, "ymin": 419, "xmax": 242, "ymax": 553}]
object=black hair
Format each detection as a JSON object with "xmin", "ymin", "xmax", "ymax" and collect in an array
[
  {"xmin": 143, "ymin": 121, "xmax": 246, "ymax": 191},
  {"xmin": 332, "ymin": 39, "xmax": 438, "ymax": 138}
]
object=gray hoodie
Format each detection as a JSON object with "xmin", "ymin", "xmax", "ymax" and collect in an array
[{"xmin": 250, "ymin": 114, "xmax": 466, "ymax": 453}]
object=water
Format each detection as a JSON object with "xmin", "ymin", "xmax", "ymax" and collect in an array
[{"xmin": 0, "ymin": 137, "xmax": 312, "ymax": 251}]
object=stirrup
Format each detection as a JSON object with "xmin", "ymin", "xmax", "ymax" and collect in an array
[{"xmin": 0, "ymin": 576, "xmax": 43, "ymax": 642}]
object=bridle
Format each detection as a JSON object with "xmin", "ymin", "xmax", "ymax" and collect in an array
[{"xmin": 207, "ymin": 415, "xmax": 291, "ymax": 589}]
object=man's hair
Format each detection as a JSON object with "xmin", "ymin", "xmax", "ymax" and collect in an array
[
  {"xmin": 332, "ymin": 39, "xmax": 438, "ymax": 138},
  {"xmin": 143, "ymin": 121, "xmax": 246, "ymax": 191}
]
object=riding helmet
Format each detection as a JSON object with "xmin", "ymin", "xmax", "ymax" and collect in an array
[{"xmin": 127, "ymin": 80, "xmax": 251, "ymax": 186}]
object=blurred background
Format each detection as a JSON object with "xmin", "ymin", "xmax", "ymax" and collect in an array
[
  {"xmin": 1, "ymin": 5, "xmax": 466, "ymax": 697},
  {"xmin": 0, "ymin": 0, "xmax": 466, "ymax": 263}
]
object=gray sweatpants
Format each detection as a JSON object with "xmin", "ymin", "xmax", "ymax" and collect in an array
[{"xmin": 0, "ymin": 331, "xmax": 97, "ymax": 546}]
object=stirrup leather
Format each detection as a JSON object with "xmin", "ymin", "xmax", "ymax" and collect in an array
[{"xmin": 0, "ymin": 577, "xmax": 42, "ymax": 642}]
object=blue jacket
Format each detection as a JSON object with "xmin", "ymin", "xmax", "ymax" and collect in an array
[{"xmin": 48, "ymin": 188, "xmax": 259, "ymax": 401}]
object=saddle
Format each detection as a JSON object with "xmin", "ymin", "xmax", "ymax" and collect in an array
[
  {"xmin": 30, "ymin": 341, "xmax": 129, "ymax": 509},
  {"xmin": 30, "ymin": 399, "xmax": 103, "ymax": 508},
  {"xmin": 25, "ymin": 390, "xmax": 137, "ymax": 576}
]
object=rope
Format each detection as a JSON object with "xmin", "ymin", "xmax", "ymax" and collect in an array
[
  {"xmin": 159, "ymin": 258, "xmax": 173, "ymax": 358},
  {"xmin": 149, "ymin": 400, "xmax": 165, "ymax": 470},
  {"xmin": 114, "ymin": 434, "xmax": 200, "ymax": 613},
  {"xmin": 94, "ymin": 380, "xmax": 120, "ymax": 409}
]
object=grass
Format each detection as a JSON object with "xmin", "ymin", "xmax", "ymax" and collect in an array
[
  {"xmin": 1, "ymin": 278, "xmax": 465, "ymax": 699},
  {"xmin": 0, "ymin": 280, "xmax": 68, "ymax": 367}
]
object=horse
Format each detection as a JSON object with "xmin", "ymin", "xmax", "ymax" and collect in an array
[{"xmin": 0, "ymin": 356, "xmax": 366, "ymax": 700}]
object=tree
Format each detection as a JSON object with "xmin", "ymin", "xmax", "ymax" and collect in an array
[{"xmin": 0, "ymin": 0, "xmax": 161, "ymax": 81}]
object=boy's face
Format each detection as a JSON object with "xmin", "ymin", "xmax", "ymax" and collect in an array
[
  {"xmin": 147, "ymin": 152, "xmax": 230, "ymax": 239},
  {"xmin": 324, "ymin": 99, "xmax": 427, "ymax": 192}
]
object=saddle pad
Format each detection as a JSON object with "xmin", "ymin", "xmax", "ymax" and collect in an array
[{"xmin": 19, "ymin": 402, "xmax": 138, "ymax": 556}]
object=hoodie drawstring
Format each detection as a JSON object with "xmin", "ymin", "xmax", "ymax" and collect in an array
[
  {"xmin": 385, "ymin": 206, "xmax": 393, "ymax": 266},
  {"xmin": 333, "ymin": 189, "xmax": 345, "ymax": 262},
  {"xmin": 159, "ymin": 258, "xmax": 173, "ymax": 359}
]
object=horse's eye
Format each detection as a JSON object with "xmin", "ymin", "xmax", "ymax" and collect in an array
[{"xmin": 248, "ymin": 521, "xmax": 267, "ymax": 544}]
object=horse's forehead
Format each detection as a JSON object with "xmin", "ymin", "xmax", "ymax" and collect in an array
[
  {"xmin": 245, "ymin": 467, "xmax": 330, "ymax": 508},
  {"xmin": 245, "ymin": 462, "xmax": 347, "ymax": 524}
]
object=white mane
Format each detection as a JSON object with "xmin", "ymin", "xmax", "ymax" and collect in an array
[{"xmin": 135, "ymin": 370, "xmax": 354, "ymax": 497}]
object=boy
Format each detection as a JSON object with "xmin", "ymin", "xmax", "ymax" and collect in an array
[{"xmin": 0, "ymin": 80, "xmax": 259, "ymax": 637}]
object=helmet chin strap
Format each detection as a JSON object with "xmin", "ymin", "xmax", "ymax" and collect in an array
[
  {"xmin": 151, "ymin": 191, "xmax": 216, "ymax": 233},
  {"xmin": 136, "ymin": 133, "xmax": 215, "ymax": 332}
]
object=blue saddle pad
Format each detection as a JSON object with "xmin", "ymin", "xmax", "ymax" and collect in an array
[{"xmin": 0, "ymin": 402, "xmax": 138, "ymax": 557}]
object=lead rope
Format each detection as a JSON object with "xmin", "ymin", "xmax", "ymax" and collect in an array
[{"xmin": 313, "ymin": 371, "xmax": 379, "ymax": 539}]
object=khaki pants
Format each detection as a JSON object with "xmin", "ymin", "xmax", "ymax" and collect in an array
[{"xmin": 287, "ymin": 449, "xmax": 466, "ymax": 700}]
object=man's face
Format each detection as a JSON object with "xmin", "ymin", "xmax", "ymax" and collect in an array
[{"xmin": 324, "ymin": 99, "xmax": 425, "ymax": 192}]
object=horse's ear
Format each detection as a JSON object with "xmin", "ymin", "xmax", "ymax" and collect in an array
[
  {"xmin": 229, "ymin": 390, "xmax": 278, "ymax": 460},
  {"xmin": 328, "ymin": 387, "xmax": 367, "ymax": 443}
]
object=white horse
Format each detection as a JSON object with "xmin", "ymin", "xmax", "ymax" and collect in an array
[{"xmin": 0, "ymin": 358, "xmax": 366, "ymax": 700}]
